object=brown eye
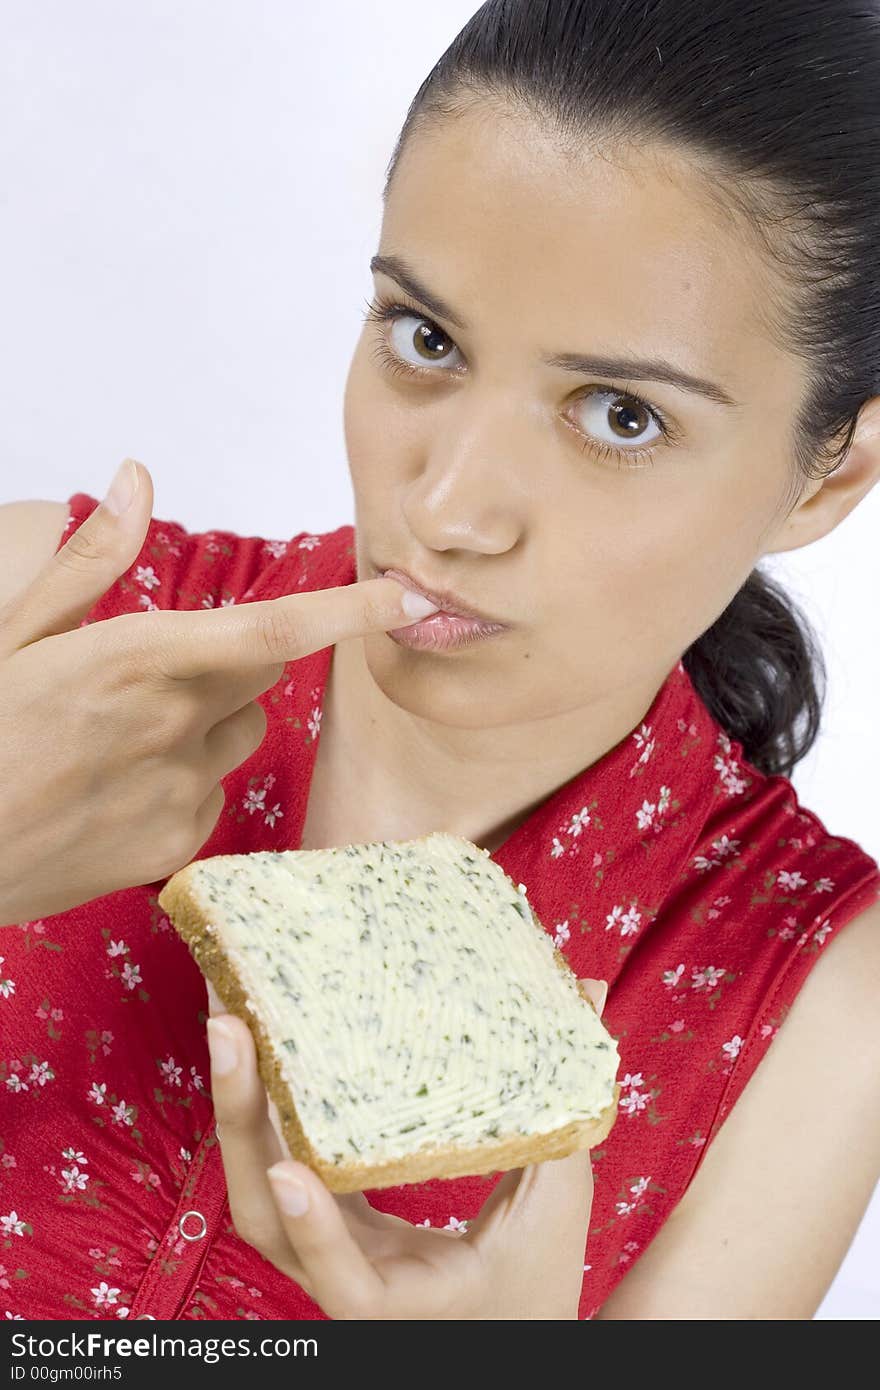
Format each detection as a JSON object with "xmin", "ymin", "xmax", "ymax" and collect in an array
[
  {"xmin": 387, "ymin": 312, "xmax": 462, "ymax": 371},
  {"xmin": 572, "ymin": 389, "xmax": 664, "ymax": 453}
]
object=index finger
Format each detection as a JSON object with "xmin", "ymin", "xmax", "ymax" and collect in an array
[{"xmin": 139, "ymin": 576, "xmax": 437, "ymax": 680}]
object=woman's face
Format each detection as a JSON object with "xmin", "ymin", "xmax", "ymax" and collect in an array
[{"xmin": 343, "ymin": 102, "xmax": 814, "ymax": 730}]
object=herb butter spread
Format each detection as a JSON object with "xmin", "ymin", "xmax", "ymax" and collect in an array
[{"xmin": 168, "ymin": 831, "xmax": 620, "ymax": 1167}]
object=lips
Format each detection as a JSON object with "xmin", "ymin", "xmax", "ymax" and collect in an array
[{"xmin": 379, "ymin": 566, "xmax": 504, "ymax": 625}]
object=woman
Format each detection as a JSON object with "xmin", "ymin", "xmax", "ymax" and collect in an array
[{"xmin": 1, "ymin": 0, "xmax": 879, "ymax": 1320}]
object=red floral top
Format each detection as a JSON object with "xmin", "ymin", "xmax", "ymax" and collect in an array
[{"xmin": 1, "ymin": 493, "xmax": 878, "ymax": 1321}]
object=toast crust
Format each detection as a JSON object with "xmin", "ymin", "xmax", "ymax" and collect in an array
[{"xmin": 159, "ymin": 852, "xmax": 621, "ymax": 1194}]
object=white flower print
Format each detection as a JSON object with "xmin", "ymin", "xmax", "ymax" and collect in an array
[
  {"xmin": 615, "ymin": 1176, "xmax": 652, "ymax": 1215},
  {"xmin": 188, "ymin": 1065, "xmax": 205, "ymax": 1094},
  {"xmin": 0, "ymin": 959, "xmax": 15, "ymax": 1000},
  {"xmin": 60, "ymin": 1165, "xmax": 89, "ymax": 1194},
  {"xmin": 28, "ymin": 1061, "xmax": 54, "ymax": 1087},
  {"xmin": 714, "ymin": 732, "xmax": 748, "ymax": 796},
  {"xmin": 134, "ymin": 565, "xmax": 160, "ymax": 591},
  {"xmin": 307, "ymin": 705, "xmax": 323, "ymax": 740},
  {"xmin": 636, "ymin": 786, "xmax": 672, "ymax": 832},
  {"xmin": 553, "ymin": 920, "xmax": 571, "ymax": 949},
  {"xmin": 416, "ymin": 1218, "xmax": 431, "ymax": 1227},
  {"xmin": 90, "ymin": 1282, "xmax": 120, "ymax": 1307},
  {"xmin": 636, "ymin": 799, "xmax": 657, "ymax": 831},
  {"xmin": 813, "ymin": 919, "xmax": 832, "ymax": 946},
  {"xmin": 776, "ymin": 870, "xmax": 808, "ymax": 893},
  {"xmin": 160, "ymin": 1057, "xmax": 183, "ymax": 1088},
  {"xmin": 106, "ymin": 940, "xmax": 128, "ymax": 958},
  {"xmin": 721, "ymin": 1035, "xmax": 744, "ymax": 1062},
  {"xmin": 296, "ymin": 535, "xmax": 321, "ymax": 551},
  {"xmin": 243, "ymin": 787, "xmax": 267, "ymax": 816},
  {"xmin": 61, "ymin": 1149, "xmax": 87, "ymax": 1165},
  {"xmin": 605, "ymin": 902, "xmax": 642, "ymax": 938},
  {"xmin": 242, "ymin": 780, "xmax": 285, "ymax": 828},
  {"xmin": 630, "ymin": 722, "xmax": 655, "ymax": 771},
  {"xmin": 691, "ymin": 965, "xmax": 727, "ymax": 992},
  {"xmin": 567, "ymin": 807, "xmax": 591, "ymax": 837},
  {"xmin": 263, "ymin": 539, "xmax": 289, "ymax": 560},
  {"xmin": 550, "ymin": 836, "xmax": 566, "ymax": 859},
  {"xmin": 813, "ymin": 878, "xmax": 834, "ymax": 894},
  {"xmin": 693, "ymin": 834, "xmax": 741, "ymax": 873},
  {"xmin": 111, "ymin": 1100, "xmax": 135, "ymax": 1127},
  {"xmin": 619, "ymin": 1072, "xmax": 651, "ymax": 1117},
  {"xmin": 662, "ymin": 963, "xmax": 685, "ymax": 989},
  {"xmin": 88, "ymin": 1082, "xmax": 107, "ymax": 1106},
  {"xmin": 5, "ymin": 1075, "xmax": 27, "ymax": 1094},
  {"xmin": 0, "ymin": 1213, "xmax": 25, "ymax": 1238},
  {"xmin": 138, "ymin": 594, "xmax": 159, "ymax": 612},
  {"xmin": 121, "ymin": 962, "xmax": 141, "ymax": 991},
  {"xmin": 443, "ymin": 1216, "xmax": 468, "ymax": 1234}
]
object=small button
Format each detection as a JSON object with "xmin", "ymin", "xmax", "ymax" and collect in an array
[{"xmin": 178, "ymin": 1208, "xmax": 207, "ymax": 1242}]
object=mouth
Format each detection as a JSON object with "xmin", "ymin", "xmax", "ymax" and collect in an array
[{"xmin": 376, "ymin": 565, "xmax": 506, "ymax": 626}]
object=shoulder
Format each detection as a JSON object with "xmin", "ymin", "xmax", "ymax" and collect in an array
[{"xmin": 596, "ymin": 889, "xmax": 880, "ymax": 1318}]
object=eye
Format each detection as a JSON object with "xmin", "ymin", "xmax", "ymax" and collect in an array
[
  {"xmin": 569, "ymin": 389, "xmax": 665, "ymax": 460},
  {"xmin": 361, "ymin": 294, "xmax": 679, "ymax": 471},
  {"xmin": 363, "ymin": 298, "xmax": 464, "ymax": 374}
]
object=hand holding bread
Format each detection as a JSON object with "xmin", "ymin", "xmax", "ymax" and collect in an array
[
  {"xmin": 0, "ymin": 459, "xmax": 431, "ymax": 925},
  {"xmin": 159, "ymin": 833, "xmax": 620, "ymax": 1318},
  {"xmin": 205, "ymin": 974, "xmax": 607, "ymax": 1320}
]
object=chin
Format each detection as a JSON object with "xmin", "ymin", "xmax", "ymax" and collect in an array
[{"xmin": 360, "ymin": 630, "xmax": 509, "ymax": 730}]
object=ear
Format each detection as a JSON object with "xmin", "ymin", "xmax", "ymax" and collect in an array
[{"xmin": 763, "ymin": 395, "xmax": 880, "ymax": 555}]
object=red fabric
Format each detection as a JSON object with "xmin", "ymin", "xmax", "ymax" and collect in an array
[{"xmin": 1, "ymin": 492, "xmax": 877, "ymax": 1321}]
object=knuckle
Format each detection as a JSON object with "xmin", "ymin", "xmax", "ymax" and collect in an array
[
  {"xmin": 255, "ymin": 603, "xmax": 300, "ymax": 661},
  {"xmin": 53, "ymin": 524, "xmax": 105, "ymax": 571},
  {"xmin": 361, "ymin": 586, "xmax": 391, "ymax": 629},
  {"xmin": 153, "ymin": 822, "xmax": 199, "ymax": 878}
]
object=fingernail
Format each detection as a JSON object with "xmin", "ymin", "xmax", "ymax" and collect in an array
[
  {"xmin": 103, "ymin": 458, "xmax": 139, "ymax": 516},
  {"xmin": 401, "ymin": 589, "xmax": 442, "ymax": 621},
  {"xmin": 206, "ymin": 1018, "xmax": 237, "ymax": 1075},
  {"xmin": 206, "ymin": 980, "xmax": 225, "ymax": 1015},
  {"xmin": 268, "ymin": 1163, "xmax": 310, "ymax": 1216},
  {"xmin": 595, "ymin": 979, "xmax": 608, "ymax": 1017}
]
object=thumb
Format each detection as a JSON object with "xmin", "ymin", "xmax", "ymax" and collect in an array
[
  {"xmin": 577, "ymin": 977, "xmax": 608, "ymax": 1019},
  {"xmin": 1, "ymin": 458, "xmax": 154, "ymax": 652}
]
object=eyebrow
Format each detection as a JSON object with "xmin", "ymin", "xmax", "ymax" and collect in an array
[{"xmin": 370, "ymin": 252, "xmax": 742, "ymax": 409}]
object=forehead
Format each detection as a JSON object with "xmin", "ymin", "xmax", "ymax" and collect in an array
[{"xmin": 381, "ymin": 104, "xmax": 789, "ymax": 396}]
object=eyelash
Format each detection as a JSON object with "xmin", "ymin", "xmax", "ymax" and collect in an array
[{"xmin": 360, "ymin": 292, "xmax": 679, "ymax": 471}]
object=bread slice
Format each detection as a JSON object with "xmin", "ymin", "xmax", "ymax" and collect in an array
[{"xmin": 159, "ymin": 830, "xmax": 620, "ymax": 1193}]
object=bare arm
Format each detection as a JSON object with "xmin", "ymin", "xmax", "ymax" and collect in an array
[{"xmin": 594, "ymin": 895, "xmax": 880, "ymax": 1319}]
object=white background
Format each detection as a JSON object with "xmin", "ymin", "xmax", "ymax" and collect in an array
[{"xmin": 1, "ymin": 1, "xmax": 876, "ymax": 1318}]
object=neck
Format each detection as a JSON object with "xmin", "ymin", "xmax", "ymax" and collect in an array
[{"xmin": 311, "ymin": 635, "xmax": 672, "ymax": 854}]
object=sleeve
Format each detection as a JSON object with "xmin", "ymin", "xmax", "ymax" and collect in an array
[{"xmin": 56, "ymin": 492, "xmax": 290, "ymax": 621}]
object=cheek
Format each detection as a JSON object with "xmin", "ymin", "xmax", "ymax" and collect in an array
[
  {"xmin": 551, "ymin": 471, "xmax": 767, "ymax": 664},
  {"xmin": 343, "ymin": 338, "xmax": 416, "ymax": 496}
]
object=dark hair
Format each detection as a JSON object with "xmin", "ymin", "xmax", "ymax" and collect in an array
[{"xmin": 380, "ymin": 0, "xmax": 879, "ymax": 778}]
